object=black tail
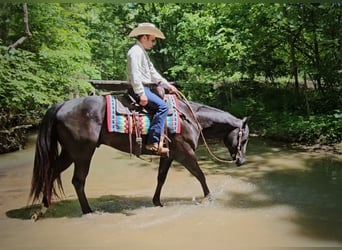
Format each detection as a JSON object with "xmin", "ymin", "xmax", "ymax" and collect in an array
[{"xmin": 30, "ymin": 102, "xmax": 65, "ymax": 205}]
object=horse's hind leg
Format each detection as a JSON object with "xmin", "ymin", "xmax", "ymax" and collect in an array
[
  {"xmin": 153, "ymin": 157, "xmax": 173, "ymax": 207},
  {"xmin": 32, "ymin": 149, "xmax": 73, "ymax": 221},
  {"xmin": 72, "ymin": 155, "xmax": 94, "ymax": 214}
]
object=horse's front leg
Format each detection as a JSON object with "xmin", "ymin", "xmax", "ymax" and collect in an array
[
  {"xmin": 177, "ymin": 149, "xmax": 211, "ymax": 202},
  {"xmin": 152, "ymin": 157, "xmax": 173, "ymax": 206}
]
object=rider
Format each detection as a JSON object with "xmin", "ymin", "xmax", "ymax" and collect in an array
[{"xmin": 127, "ymin": 22, "xmax": 178, "ymax": 154}]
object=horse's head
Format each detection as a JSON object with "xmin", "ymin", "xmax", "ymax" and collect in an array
[{"xmin": 224, "ymin": 117, "xmax": 249, "ymax": 166}]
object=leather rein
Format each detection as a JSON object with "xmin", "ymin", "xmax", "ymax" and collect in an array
[{"xmin": 176, "ymin": 91, "xmax": 243, "ymax": 164}]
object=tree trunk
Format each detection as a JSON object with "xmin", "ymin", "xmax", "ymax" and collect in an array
[
  {"xmin": 8, "ymin": 3, "xmax": 32, "ymax": 50},
  {"xmin": 289, "ymin": 34, "xmax": 299, "ymax": 93},
  {"xmin": 303, "ymin": 72, "xmax": 310, "ymax": 116}
]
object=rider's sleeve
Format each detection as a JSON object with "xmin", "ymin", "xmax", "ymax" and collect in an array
[{"xmin": 127, "ymin": 47, "xmax": 145, "ymax": 96}]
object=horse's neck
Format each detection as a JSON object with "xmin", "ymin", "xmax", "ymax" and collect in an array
[{"xmin": 190, "ymin": 102, "xmax": 242, "ymax": 130}]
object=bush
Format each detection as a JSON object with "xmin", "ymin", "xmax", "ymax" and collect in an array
[{"xmin": 187, "ymin": 81, "xmax": 342, "ymax": 145}]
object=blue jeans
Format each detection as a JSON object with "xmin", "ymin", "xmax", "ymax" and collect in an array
[{"xmin": 133, "ymin": 87, "xmax": 169, "ymax": 144}]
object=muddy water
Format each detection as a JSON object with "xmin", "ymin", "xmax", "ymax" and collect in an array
[{"xmin": 0, "ymin": 134, "xmax": 341, "ymax": 249}]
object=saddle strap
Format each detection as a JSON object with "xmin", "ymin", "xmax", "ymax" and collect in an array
[
  {"xmin": 132, "ymin": 111, "xmax": 142, "ymax": 156},
  {"xmin": 128, "ymin": 109, "xmax": 133, "ymax": 156}
]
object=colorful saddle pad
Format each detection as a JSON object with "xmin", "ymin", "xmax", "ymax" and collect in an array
[{"xmin": 106, "ymin": 94, "xmax": 181, "ymax": 134}]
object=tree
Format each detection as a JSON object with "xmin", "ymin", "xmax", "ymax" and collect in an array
[{"xmin": 8, "ymin": 3, "xmax": 32, "ymax": 50}]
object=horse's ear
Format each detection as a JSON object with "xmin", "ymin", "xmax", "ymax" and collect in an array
[{"xmin": 242, "ymin": 117, "xmax": 249, "ymax": 128}]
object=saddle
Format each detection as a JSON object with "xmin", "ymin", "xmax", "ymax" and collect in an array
[{"xmin": 106, "ymin": 93, "xmax": 181, "ymax": 157}]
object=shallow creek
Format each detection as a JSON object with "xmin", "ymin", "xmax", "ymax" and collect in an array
[{"xmin": 0, "ymin": 134, "xmax": 341, "ymax": 249}]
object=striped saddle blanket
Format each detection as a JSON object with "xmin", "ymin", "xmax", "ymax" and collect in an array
[{"xmin": 106, "ymin": 94, "xmax": 181, "ymax": 134}]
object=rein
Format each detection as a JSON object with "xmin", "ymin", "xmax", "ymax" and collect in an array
[{"xmin": 176, "ymin": 91, "xmax": 240, "ymax": 164}]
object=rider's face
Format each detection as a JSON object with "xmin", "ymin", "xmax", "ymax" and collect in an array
[{"xmin": 142, "ymin": 35, "xmax": 156, "ymax": 50}]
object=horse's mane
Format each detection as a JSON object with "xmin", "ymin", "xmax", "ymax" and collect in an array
[
  {"xmin": 185, "ymin": 100, "xmax": 242, "ymax": 128},
  {"xmin": 187, "ymin": 101, "xmax": 227, "ymax": 113}
]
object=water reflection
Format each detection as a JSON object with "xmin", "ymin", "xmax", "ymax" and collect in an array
[{"xmin": 196, "ymin": 137, "xmax": 342, "ymax": 242}]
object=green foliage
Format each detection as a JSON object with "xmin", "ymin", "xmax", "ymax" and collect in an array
[
  {"xmin": 0, "ymin": 46, "xmax": 48, "ymax": 112},
  {"xmin": 85, "ymin": 4, "xmax": 131, "ymax": 80},
  {"xmin": 0, "ymin": 3, "xmax": 99, "ymax": 113},
  {"xmin": 0, "ymin": 3, "xmax": 341, "ymax": 149},
  {"xmin": 266, "ymin": 111, "xmax": 342, "ymax": 144},
  {"xmin": 224, "ymin": 83, "xmax": 342, "ymax": 145}
]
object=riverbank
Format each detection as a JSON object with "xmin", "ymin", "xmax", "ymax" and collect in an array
[
  {"xmin": 291, "ymin": 141, "xmax": 342, "ymax": 155},
  {"xmin": 0, "ymin": 112, "xmax": 39, "ymax": 154},
  {"xmin": 250, "ymin": 133, "xmax": 342, "ymax": 155}
]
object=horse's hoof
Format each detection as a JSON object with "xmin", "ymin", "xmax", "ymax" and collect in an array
[
  {"xmin": 31, "ymin": 211, "xmax": 43, "ymax": 221},
  {"xmin": 31, "ymin": 205, "xmax": 47, "ymax": 221},
  {"xmin": 152, "ymin": 199, "xmax": 163, "ymax": 207},
  {"xmin": 202, "ymin": 194, "xmax": 214, "ymax": 205},
  {"xmin": 82, "ymin": 209, "xmax": 93, "ymax": 215}
]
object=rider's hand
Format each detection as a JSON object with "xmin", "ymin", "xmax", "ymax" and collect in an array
[
  {"xmin": 139, "ymin": 94, "xmax": 148, "ymax": 106},
  {"xmin": 168, "ymin": 85, "xmax": 178, "ymax": 94}
]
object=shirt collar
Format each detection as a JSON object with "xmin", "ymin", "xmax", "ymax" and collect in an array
[{"xmin": 136, "ymin": 41, "xmax": 145, "ymax": 51}]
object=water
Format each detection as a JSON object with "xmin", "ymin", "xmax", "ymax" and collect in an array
[{"xmin": 0, "ymin": 134, "xmax": 341, "ymax": 248}]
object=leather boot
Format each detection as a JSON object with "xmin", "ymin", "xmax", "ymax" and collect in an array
[{"xmin": 145, "ymin": 143, "xmax": 169, "ymax": 155}]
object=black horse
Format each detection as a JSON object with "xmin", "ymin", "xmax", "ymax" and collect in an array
[{"xmin": 30, "ymin": 94, "xmax": 249, "ymax": 217}]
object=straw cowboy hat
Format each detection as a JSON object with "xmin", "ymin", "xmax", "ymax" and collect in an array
[{"xmin": 128, "ymin": 23, "xmax": 165, "ymax": 39}]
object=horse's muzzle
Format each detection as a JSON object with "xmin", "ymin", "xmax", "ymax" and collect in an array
[
  {"xmin": 234, "ymin": 151, "xmax": 245, "ymax": 166},
  {"xmin": 235, "ymin": 157, "xmax": 245, "ymax": 166},
  {"xmin": 230, "ymin": 152, "xmax": 245, "ymax": 166}
]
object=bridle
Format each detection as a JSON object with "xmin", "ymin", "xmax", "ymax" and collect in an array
[
  {"xmin": 232, "ymin": 127, "xmax": 245, "ymax": 163},
  {"xmin": 202, "ymin": 125, "xmax": 245, "ymax": 164},
  {"xmin": 176, "ymin": 91, "xmax": 244, "ymax": 164}
]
